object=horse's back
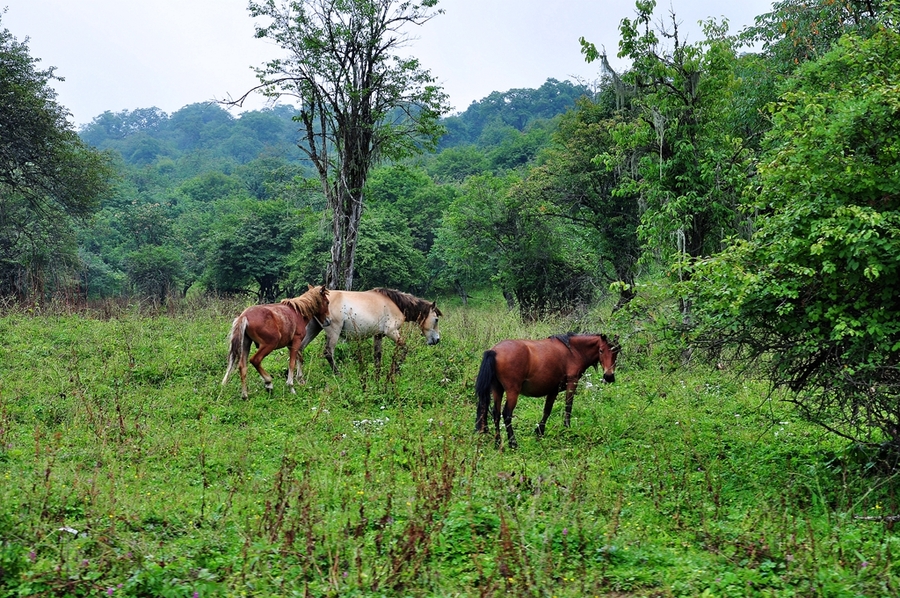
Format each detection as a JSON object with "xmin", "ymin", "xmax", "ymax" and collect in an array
[
  {"xmin": 329, "ymin": 290, "xmax": 404, "ymax": 336},
  {"xmin": 241, "ymin": 303, "xmax": 299, "ymax": 346},
  {"xmin": 491, "ymin": 338, "xmax": 569, "ymax": 396}
]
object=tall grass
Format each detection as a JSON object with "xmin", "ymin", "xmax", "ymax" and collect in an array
[{"xmin": 1, "ymin": 290, "xmax": 899, "ymax": 596}]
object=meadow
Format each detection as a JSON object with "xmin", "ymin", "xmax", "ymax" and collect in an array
[{"xmin": 1, "ymin": 289, "xmax": 899, "ymax": 597}]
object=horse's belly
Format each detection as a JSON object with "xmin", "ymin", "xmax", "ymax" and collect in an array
[
  {"xmin": 341, "ymin": 314, "xmax": 390, "ymax": 337},
  {"xmin": 520, "ymin": 377, "xmax": 564, "ymax": 398}
]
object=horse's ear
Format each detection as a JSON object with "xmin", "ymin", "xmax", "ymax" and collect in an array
[{"xmin": 308, "ymin": 284, "xmax": 314, "ymax": 290}]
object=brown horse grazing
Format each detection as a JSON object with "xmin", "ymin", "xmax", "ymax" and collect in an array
[
  {"xmin": 301, "ymin": 287, "xmax": 442, "ymax": 379},
  {"xmin": 475, "ymin": 332, "xmax": 619, "ymax": 448},
  {"xmin": 222, "ymin": 285, "xmax": 331, "ymax": 399}
]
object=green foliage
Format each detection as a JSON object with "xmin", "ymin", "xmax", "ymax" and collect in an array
[
  {"xmin": 688, "ymin": 23, "xmax": 900, "ymax": 445},
  {"xmin": 611, "ymin": 1, "xmax": 753, "ymax": 263},
  {"xmin": 0, "ymin": 16, "xmax": 114, "ymax": 298},
  {"xmin": 125, "ymin": 244, "xmax": 185, "ymax": 302},
  {"xmin": 517, "ymin": 97, "xmax": 642, "ymax": 308},
  {"xmin": 206, "ymin": 199, "xmax": 301, "ymax": 300},
  {"xmin": 366, "ymin": 164, "xmax": 456, "ymax": 254},
  {"xmin": 741, "ymin": 0, "xmax": 888, "ymax": 70},
  {"xmin": 436, "ymin": 173, "xmax": 598, "ymax": 317},
  {"xmin": 437, "ymin": 78, "xmax": 593, "ymax": 148},
  {"xmin": 247, "ymin": 0, "xmax": 450, "ymax": 290}
]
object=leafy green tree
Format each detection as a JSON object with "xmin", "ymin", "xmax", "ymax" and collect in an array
[
  {"xmin": 518, "ymin": 96, "xmax": 641, "ymax": 309},
  {"xmin": 581, "ymin": 1, "xmax": 754, "ymax": 293},
  {"xmin": 688, "ymin": 23, "xmax": 900, "ymax": 447},
  {"xmin": 0, "ymin": 17, "xmax": 113, "ymax": 298},
  {"xmin": 353, "ymin": 205, "xmax": 427, "ymax": 291},
  {"xmin": 178, "ymin": 172, "xmax": 244, "ymax": 203},
  {"xmin": 80, "ymin": 107, "xmax": 169, "ymax": 148},
  {"xmin": 206, "ymin": 200, "xmax": 301, "ymax": 301},
  {"xmin": 437, "ymin": 173, "xmax": 597, "ymax": 317},
  {"xmin": 366, "ymin": 164, "xmax": 455, "ymax": 253},
  {"xmin": 741, "ymin": 0, "xmax": 887, "ymax": 70},
  {"xmin": 124, "ymin": 244, "xmax": 184, "ymax": 303},
  {"xmin": 239, "ymin": 0, "xmax": 450, "ymax": 290},
  {"xmin": 423, "ymin": 145, "xmax": 490, "ymax": 183},
  {"xmin": 439, "ymin": 78, "xmax": 593, "ymax": 147}
]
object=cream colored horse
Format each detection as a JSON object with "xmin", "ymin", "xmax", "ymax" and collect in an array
[{"xmin": 301, "ymin": 287, "xmax": 442, "ymax": 379}]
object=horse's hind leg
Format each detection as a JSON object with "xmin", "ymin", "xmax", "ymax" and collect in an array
[
  {"xmin": 502, "ymin": 392, "xmax": 519, "ymax": 449},
  {"xmin": 238, "ymin": 336, "xmax": 252, "ymax": 400},
  {"xmin": 535, "ymin": 393, "xmax": 559, "ymax": 437},
  {"xmin": 249, "ymin": 345, "xmax": 275, "ymax": 393},
  {"xmin": 491, "ymin": 389, "xmax": 504, "ymax": 448},
  {"xmin": 323, "ymin": 328, "xmax": 340, "ymax": 374}
]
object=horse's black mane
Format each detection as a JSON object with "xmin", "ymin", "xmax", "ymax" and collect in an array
[
  {"xmin": 549, "ymin": 331, "xmax": 618, "ymax": 352},
  {"xmin": 549, "ymin": 332, "xmax": 574, "ymax": 349},
  {"xmin": 372, "ymin": 288, "xmax": 442, "ymax": 323}
]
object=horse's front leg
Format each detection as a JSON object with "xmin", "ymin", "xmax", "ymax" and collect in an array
[
  {"xmin": 563, "ymin": 378, "xmax": 580, "ymax": 427},
  {"xmin": 286, "ymin": 341, "xmax": 304, "ymax": 393},
  {"xmin": 535, "ymin": 393, "xmax": 559, "ymax": 437},
  {"xmin": 323, "ymin": 327, "xmax": 340, "ymax": 374},
  {"xmin": 373, "ymin": 334, "xmax": 383, "ymax": 379},
  {"xmin": 388, "ymin": 337, "xmax": 408, "ymax": 383}
]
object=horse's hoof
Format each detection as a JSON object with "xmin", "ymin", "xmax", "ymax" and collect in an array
[
  {"xmin": 534, "ymin": 425, "xmax": 545, "ymax": 437},
  {"xmin": 289, "ymin": 386, "xmax": 296, "ymax": 394}
]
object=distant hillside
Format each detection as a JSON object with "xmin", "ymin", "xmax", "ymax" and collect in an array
[
  {"xmin": 437, "ymin": 78, "xmax": 594, "ymax": 149},
  {"xmin": 79, "ymin": 103, "xmax": 304, "ymax": 167},
  {"xmin": 78, "ymin": 78, "xmax": 593, "ymax": 166}
]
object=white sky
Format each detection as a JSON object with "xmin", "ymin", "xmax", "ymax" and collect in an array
[{"xmin": 4, "ymin": 0, "xmax": 775, "ymax": 128}]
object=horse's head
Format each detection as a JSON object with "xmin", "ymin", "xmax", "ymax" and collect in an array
[
  {"xmin": 309, "ymin": 284, "xmax": 332, "ymax": 328},
  {"xmin": 419, "ymin": 302, "xmax": 442, "ymax": 345},
  {"xmin": 598, "ymin": 334, "xmax": 620, "ymax": 383}
]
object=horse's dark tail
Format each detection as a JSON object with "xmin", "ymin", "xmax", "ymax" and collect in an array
[
  {"xmin": 475, "ymin": 350, "xmax": 497, "ymax": 432},
  {"xmin": 222, "ymin": 315, "xmax": 249, "ymax": 386}
]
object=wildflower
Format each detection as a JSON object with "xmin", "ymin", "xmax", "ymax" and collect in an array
[
  {"xmin": 860, "ymin": 561, "xmax": 870, "ymax": 569},
  {"xmin": 28, "ymin": 551, "xmax": 36, "ymax": 562},
  {"xmin": 107, "ymin": 588, "xmax": 115, "ymax": 596},
  {"xmin": 562, "ymin": 528, "xmax": 568, "ymax": 536}
]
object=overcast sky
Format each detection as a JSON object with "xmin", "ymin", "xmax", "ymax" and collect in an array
[{"xmin": 4, "ymin": 0, "xmax": 775, "ymax": 128}]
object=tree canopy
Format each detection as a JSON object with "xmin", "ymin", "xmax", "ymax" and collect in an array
[
  {"xmin": 688, "ymin": 21, "xmax": 900, "ymax": 446},
  {"xmin": 0, "ymin": 16, "xmax": 113, "ymax": 298},
  {"xmin": 239, "ymin": 0, "xmax": 449, "ymax": 290}
]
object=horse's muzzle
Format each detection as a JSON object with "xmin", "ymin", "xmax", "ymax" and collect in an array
[
  {"xmin": 603, "ymin": 372, "xmax": 615, "ymax": 383},
  {"xmin": 427, "ymin": 337, "xmax": 440, "ymax": 346},
  {"xmin": 318, "ymin": 316, "xmax": 332, "ymax": 328}
]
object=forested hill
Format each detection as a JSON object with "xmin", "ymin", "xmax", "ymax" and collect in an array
[
  {"xmin": 62, "ymin": 77, "xmax": 592, "ymax": 302},
  {"xmin": 78, "ymin": 78, "xmax": 593, "ymax": 168},
  {"xmin": 437, "ymin": 78, "xmax": 593, "ymax": 148}
]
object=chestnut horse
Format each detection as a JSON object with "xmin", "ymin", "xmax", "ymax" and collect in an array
[
  {"xmin": 222, "ymin": 285, "xmax": 331, "ymax": 399},
  {"xmin": 301, "ymin": 287, "xmax": 442, "ymax": 379},
  {"xmin": 475, "ymin": 332, "xmax": 619, "ymax": 448}
]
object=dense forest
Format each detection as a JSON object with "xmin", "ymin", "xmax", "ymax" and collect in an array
[
  {"xmin": 65, "ymin": 77, "xmax": 592, "ymax": 305},
  {"xmin": 2, "ymin": 0, "xmax": 899, "ymax": 445}
]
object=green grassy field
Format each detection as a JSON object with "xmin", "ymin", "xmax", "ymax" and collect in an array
[{"xmin": 1, "ymin": 292, "xmax": 898, "ymax": 597}]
